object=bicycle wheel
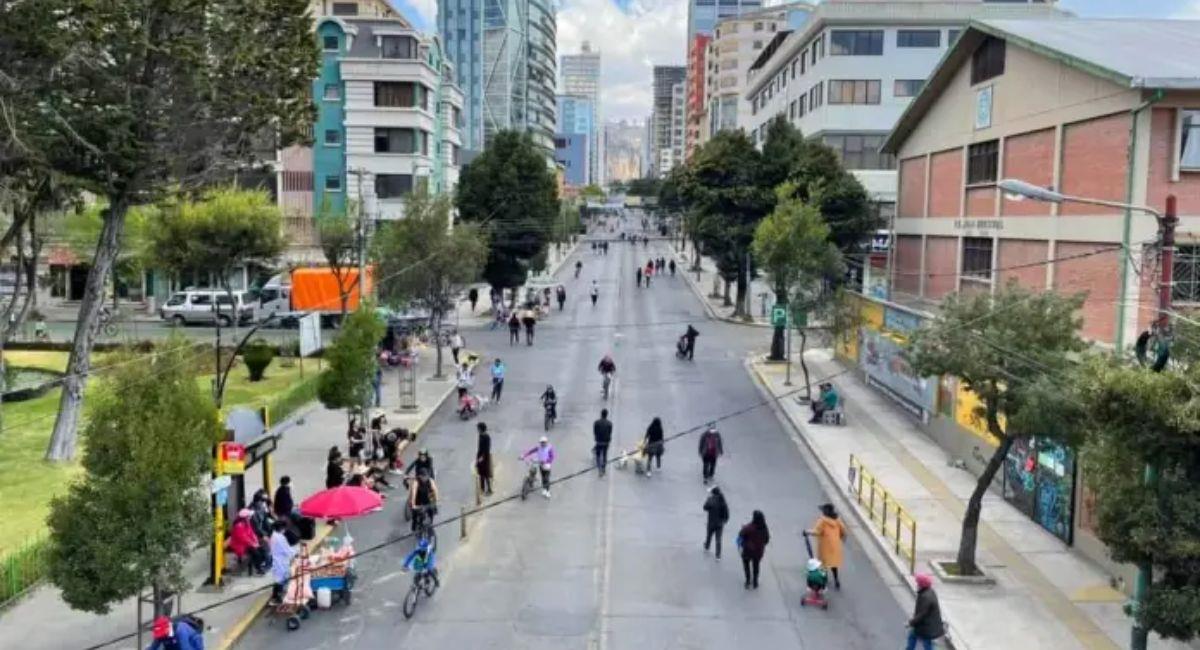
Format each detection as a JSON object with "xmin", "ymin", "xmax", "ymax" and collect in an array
[
  {"xmin": 402, "ymin": 584, "xmax": 419, "ymax": 619},
  {"xmin": 421, "ymin": 571, "xmax": 439, "ymax": 597},
  {"xmin": 520, "ymin": 474, "xmax": 531, "ymax": 500}
]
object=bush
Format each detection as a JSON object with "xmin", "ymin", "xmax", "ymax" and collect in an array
[{"xmin": 243, "ymin": 339, "xmax": 275, "ymax": 382}]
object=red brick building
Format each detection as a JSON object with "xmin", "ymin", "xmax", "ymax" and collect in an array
[
  {"xmin": 684, "ymin": 33, "xmax": 711, "ymax": 161},
  {"xmin": 883, "ymin": 19, "xmax": 1200, "ymax": 350}
]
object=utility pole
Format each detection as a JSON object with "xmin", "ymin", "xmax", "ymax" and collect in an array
[{"xmin": 1131, "ymin": 194, "xmax": 1177, "ymax": 650}]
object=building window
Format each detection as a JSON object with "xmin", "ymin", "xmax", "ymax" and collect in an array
[
  {"xmin": 790, "ymin": 59, "xmax": 797, "ymax": 79},
  {"xmin": 811, "ymin": 45, "xmax": 817, "ymax": 65},
  {"xmin": 789, "ymin": 100, "xmax": 796, "ymax": 119},
  {"xmin": 375, "ymin": 127, "xmax": 418, "ymax": 153},
  {"xmin": 323, "ymin": 83, "xmax": 341, "ymax": 100},
  {"xmin": 967, "ymin": 140, "xmax": 999, "ymax": 184},
  {"xmin": 1180, "ymin": 110, "xmax": 1200, "ymax": 170},
  {"xmin": 971, "ymin": 36, "xmax": 1006, "ymax": 85},
  {"xmin": 1173, "ymin": 245, "xmax": 1200, "ymax": 303},
  {"xmin": 897, "ymin": 29, "xmax": 940, "ymax": 48},
  {"xmin": 323, "ymin": 35, "xmax": 339, "ymax": 51},
  {"xmin": 830, "ymin": 30, "xmax": 883, "ymax": 56},
  {"xmin": 948, "ymin": 29, "xmax": 962, "ymax": 44},
  {"xmin": 376, "ymin": 174, "xmax": 414, "ymax": 199},
  {"xmin": 961, "ymin": 237, "xmax": 994, "ymax": 281},
  {"xmin": 332, "ymin": 2, "xmax": 358, "ymax": 15},
  {"xmin": 753, "ymin": 40, "xmax": 763, "ymax": 49},
  {"xmin": 800, "ymin": 50, "xmax": 807, "ymax": 74},
  {"xmin": 893, "ymin": 79, "xmax": 924, "ymax": 98},
  {"xmin": 375, "ymin": 81, "xmax": 420, "ymax": 107},
  {"xmin": 381, "ymin": 35, "xmax": 418, "ymax": 59},
  {"xmin": 323, "ymin": 129, "xmax": 341, "ymax": 146},
  {"xmin": 828, "ymin": 79, "xmax": 881, "ymax": 105},
  {"xmin": 325, "ymin": 175, "xmax": 343, "ymax": 192},
  {"xmin": 823, "ymin": 133, "xmax": 895, "ymax": 170}
]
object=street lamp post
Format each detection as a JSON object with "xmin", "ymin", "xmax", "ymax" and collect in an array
[{"xmin": 999, "ymin": 179, "xmax": 1177, "ymax": 650}]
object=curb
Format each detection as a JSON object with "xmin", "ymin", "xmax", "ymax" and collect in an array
[
  {"xmin": 746, "ymin": 359, "xmax": 958, "ymax": 650},
  {"xmin": 215, "ymin": 368, "xmax": 461, "ymax": 649},
  {"xmin": 670, "ymin": 249, "xmax": 771, "ymax": 329}
]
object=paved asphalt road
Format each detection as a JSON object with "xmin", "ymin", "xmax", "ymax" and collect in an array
[{"xmin": 236, "ymin": 224, "xmax": 907, "ymax": 650}]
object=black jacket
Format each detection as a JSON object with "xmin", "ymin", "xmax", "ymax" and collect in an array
[
  {"xmin": 476, "ymin": 433, "xmax": 491, "ymax": 457},
  {"xmin": 738, "ymin": 521, "xmax": 770, "ymax": 559},
  {"xmin": 593, "ymin": 418, "xmax": 613, "ymax": 444},
  {"xmin": 273, "ymin": 486, "xmax": 294, "ymax": 518},
  {"xmin": 685, "ymin": 325, "xmax": 699, "ymax": 342},
  {"xmin": 703, "ymin": 493, "xmax": 729, "ymax": 529},
  {"xmin": 325, "ymin": 461, "xmax": 345, "ymax": 489},
  {"xmin": 909, "ymin": 587, "xmax": 946, "ymax": 639},
  {"xmin": 698, "ymin": 430, "xmax": 723, "ymax": 458}
]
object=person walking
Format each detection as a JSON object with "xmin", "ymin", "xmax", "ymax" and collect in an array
[
  {"xmin": 643, "ymin": 417, "xmax": 665, "ymax": 475},
  {"xmin": 508, "ymin": 312, "xmax": 521, "ymax": 345},
  {"xmin": 593, "ymin": 408, "xmax": 613, "ymax": 477},
  {"xmin": 669, "ymin": 259, "xmax": 676, "ymax": 277},
  {"xmin": 475, "ymin": 422, "xmax": 493, "ymax": 496},
  {"xmin": 273, "ymin": 475, "xmax": 295, "ymax": 519},
  {"xmin": 556, "ymin": 285, "xmax": 567, "ymax": 311},
  {"xmin": 736, "ymin": 510, "xmax": 770, "ymax": 589},
  {"xmin": 455, "ymin": 361, "xmax": 474, "ymax": 400},
  {"xmin": 590, "ymin": 280, "xmax": 599, "ymax": 306},
  {"xmin": 450, "ymin": 331, "xmax": 465, "ymax": 365},
  {"xmin": 683, "ymin": 324, "xmax": 700, "ymax": 360},
  {"xmin": 703, "ymin": 486, "xmax": 730, "ymax": 559},
  {"xmin": 644, "ymin": 261, "xmax": 653, "ymax": 287},
  {"xmin": 521, "ymin": 308, "xmax": 537, "ymax": 346},
  {"xmin": 697, "ymin": 424, "xmax": 724, "ymax": 484},
  {"xmin": 468, "ymin": 287, "xmax": 479, "ymax": 312},
  {"xmin": 490, "ymin": 358, "xmax": 506, "ymax": 403},
  {"xmin": 635, "ymin": 266, "xmax": 642, "ymax": 288},
  {"xmin": 906, "ymin": 574, "xmax": 945, "ymax": 650},
  {"xmin": 809, "ymin": 503, "xmax": 847, "ymax": 589}
]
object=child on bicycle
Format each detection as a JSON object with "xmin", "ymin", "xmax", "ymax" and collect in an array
[{"xmin": 402, "ymin": 537, "xmax": 439, "ymax": 586}]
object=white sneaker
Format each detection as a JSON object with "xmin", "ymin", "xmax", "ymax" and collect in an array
[
  {"xmin": 645, "ymin": 469, "xmax": 652, "ymax": 477},
  {"xmin": 542, "ymin": 489, "xmax": 551, "ymax": 498}
]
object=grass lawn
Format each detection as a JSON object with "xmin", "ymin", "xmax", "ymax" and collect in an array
[{"xmin": 0, "ymin": 350, "xmax": 308, "ymax": 556}]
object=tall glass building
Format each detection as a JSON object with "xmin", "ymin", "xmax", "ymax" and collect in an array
[{"xmin": 439, "ymin": 0, "xmax": 557, "ymax": 155}]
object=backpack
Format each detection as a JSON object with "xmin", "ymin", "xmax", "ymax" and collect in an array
[{"xmin": 703, "ymin": 432, "xmax": 719, "ymax": 457}]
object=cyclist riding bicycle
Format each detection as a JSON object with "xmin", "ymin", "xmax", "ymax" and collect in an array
[
  {"xmin": 402, "ymin": 537, "xmax": 439, "ymax": 586},
  {"xmin": 541, "ymin": 384, "xmax": 558, "ymax": 420},
  {"xmin": 408, "ymin": 469, "xmax": 439, "ymax": 532},
  {"xmin": 405, "ymin": 449, "xmax": 436, "ymax": 480}
]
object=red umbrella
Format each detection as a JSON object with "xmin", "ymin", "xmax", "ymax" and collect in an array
[{"xmin": 299, "ymin": 486, "xmax": 383, "ymax": 520}]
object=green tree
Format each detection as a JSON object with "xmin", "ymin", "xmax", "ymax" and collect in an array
[
  {"xmin": 317, "ymin": 202, "xmax": 362, "ymax": 320},
  {"xmin": 905, "ymin": 282, "xmax": 1086, "ymax": 575},
  {"xmin": 147, "ymin": 187, "xmax": 284, "ymax": 405},
  {"xmin": 753, "ymin": 183, "xmax": 843, "ymax": 384},
  {"xmin": 317, "ymin": 305, "xmax": 385, "ymax": 420},
  {"xmin": 45, "ymin": 336, "xmax": 221, "ymax": 616},
  {"xmin": 457, "ymin": 131, "xmax": 559, "ymax": 296},
  {"xmin": 1057, "ymin": 357, "xmax": 1200, "ymax": 643},
  {"xmin": 683, "ymin": 131, "xmax": 771, "ymax": 318},
  {"xmin": 787, "ymin": 140, "xmax": 876, "ymax": 254},
  {"xmin": 373, "ymin": 192, "xmax": 487, "ymax": 377},
  {"xmin": 626, "ymin": 177, "xmax": 662, "ymax": 197},
  {"xmin": 581, "ymin": 184, "xmax": 605, "ymax": 199},
  {"xmin": 0, "ymin": 0, "xmax": 318, "ymax": 461}
]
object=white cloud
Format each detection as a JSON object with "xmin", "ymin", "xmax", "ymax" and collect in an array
[{"xmin": 558, "ymin": 0, "xmax": 687, "ymax": 122}]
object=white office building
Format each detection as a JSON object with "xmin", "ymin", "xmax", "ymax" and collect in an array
[{"xmin": 740, "ymin": 0, "xmax": 1064, "ymax": 206}]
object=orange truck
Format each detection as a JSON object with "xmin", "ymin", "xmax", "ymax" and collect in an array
[{"xmin": 257, "ymin": 266, "xmax": 374, "ymax": 326}]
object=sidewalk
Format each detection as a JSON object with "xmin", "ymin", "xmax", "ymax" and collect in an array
[
  {"xmin": 749, "ymin": 350, "xmax": 1193, "ymax": 650},
  {"xmin": 0, "ymin": 352, "xmax": 461, "ymax": 650},
  {"xmin": 669, "ymin": 245, "xmax": 774, "ymax": 327}
]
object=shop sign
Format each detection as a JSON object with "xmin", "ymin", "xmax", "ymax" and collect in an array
[
  {"xmin": 883, "ymin": 306, "xmax": 923, "ymax": 335},
  {"xmin": 216, "ymin": 442, "xmax": 246, "ymax": 475}
]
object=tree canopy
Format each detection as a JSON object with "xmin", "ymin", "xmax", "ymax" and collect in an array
[
  {"xmin": 905, "ymin": 282, "xmax": 1086, "ymax": 575},
  {"xmin": 456, "ymin": 130, "xmax": 559, "ymax": 291},
  {"xmin": 45, "ymin": 337, "xmax": 221, "ymax": 615},
  {"xmin": 317, "ymin": 305, "xmax": 386, "ymax": 415},
  {"xmin": 373, "ymin": 192, "xmax": 487, "ymax": 376}
]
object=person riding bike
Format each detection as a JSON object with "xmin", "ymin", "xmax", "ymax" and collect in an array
[
  {"xmin": 408, "ymin": 469, "xmax": 439, "ymax": 533},
  {"xmin": 520, "ymin": 436, "xmax": 556, "ymax": 498},
  {"xmin": 402, "ymin": 537, "xmax": 439, "ymax": 587},
  {"xmin": 405, "ymin": 449, "xmax": 436, "ymax": 480},
  {"xmin": 541, "ymin": 384, "xmax": 558, "ymax": 421}
]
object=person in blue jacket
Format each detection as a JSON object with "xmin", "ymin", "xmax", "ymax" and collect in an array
[{"xmin": 147, "ymin": 615, "xmax": 204, "ymax": 650}]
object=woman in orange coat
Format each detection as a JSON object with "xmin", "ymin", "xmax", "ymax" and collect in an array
[{"xmin": 810, "ymin": 503, "xmax": 847, "ymax": 589}]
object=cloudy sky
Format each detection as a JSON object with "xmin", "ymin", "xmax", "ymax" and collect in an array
[{"xmin": 392, "ymin": 0, "xmax": 1200, "ymax": 123}]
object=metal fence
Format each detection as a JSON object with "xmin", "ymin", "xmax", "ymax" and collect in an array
[
  {"xmin": 1, "ymin": 537, "xmax": 48, "ymax": 608},
  {"xmin": 848, "ymin": 454, "xmax": 917, "ymax": 574}
]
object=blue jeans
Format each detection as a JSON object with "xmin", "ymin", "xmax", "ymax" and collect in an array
[{"xmin": 906, "ymin": 630, "xmax": 933, "ymax": 650}]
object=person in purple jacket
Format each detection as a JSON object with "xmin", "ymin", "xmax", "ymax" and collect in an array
[{"xmin": 520, "ymin": 436, "xmax": 557, "ymax": 498}]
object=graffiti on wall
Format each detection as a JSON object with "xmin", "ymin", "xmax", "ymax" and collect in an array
[
  {"xmin": 859, "ymin": 328, "xmax": 937, "ymax": 417},
  {"xmin": 1003, "ymin": 436, "xmax": 1075, "ymax": 543}
]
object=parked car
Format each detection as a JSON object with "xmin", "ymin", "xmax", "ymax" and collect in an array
[{"xmin": 160, "ymin": 289, "xmax": 255, "ymax": 326}]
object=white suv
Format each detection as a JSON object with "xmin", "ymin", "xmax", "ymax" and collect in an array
[{"xmin": 160, "ymin": 289, "xmax": 255, "ymax": 326}]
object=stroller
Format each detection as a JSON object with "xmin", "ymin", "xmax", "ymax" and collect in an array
[
  {"xmin": 800, "ymin": 533, "xmax": 830, "ymax": 610},
  {"xmin": 675, "ymin": 336, "xmax": 688, "ymax": 359}
]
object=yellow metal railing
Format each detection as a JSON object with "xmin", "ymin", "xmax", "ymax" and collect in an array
[{"xmin": 848, "ymin": 454, "xmax": 917, "ymax": 575}]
